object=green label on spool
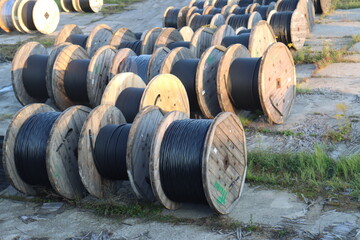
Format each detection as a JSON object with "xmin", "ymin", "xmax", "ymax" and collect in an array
[{"xmin": 214, "ymin": 181, "xmax": 227, "ymax": 205}]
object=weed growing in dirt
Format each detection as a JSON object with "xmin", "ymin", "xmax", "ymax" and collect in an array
[
  {"xmin": 324, "ymin": 104, "xmax": 352, "ymax": 142},
  {"xmin": 352, "ymin": 35, "xmax": 360, "ymax": 44},
  {"xmin": 335, "ymin": 0, "xmax": 360, "ymax": 9},
  {"xmin": 247, "ymin": 145, "xmax": 360, "ymax": 199},
  {"xmin": 102, "ymin": 0, "xmax": 145, "ymax": 15},
  {"xmin": 296, "ymin": 87, "xmax": 314, "ymax": 95}
]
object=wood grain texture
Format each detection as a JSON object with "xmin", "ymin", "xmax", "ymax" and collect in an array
[
  {"xmin": 32, "ymin": 0, "xmax": 59, "ymax": 34},
  {"xmin": 110, "ymin": 27, "xmax": 137, "ymax": 49},
  {"xmin": 109, "ymin": 48, "xmax": 136, "ymax": 80},
  {"xmin": 248, "ymin": 20, "xmax": 276, "ymax": 57},
  {"xmin": 55, "ymin": 24, "xmax": 83, "ymax": 46},
  {"xmin": 85, "ymin": 24, "xmax": 113, "ymax": 56}
]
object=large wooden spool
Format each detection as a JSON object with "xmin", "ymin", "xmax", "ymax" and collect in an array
[
  {"xmin": 61, "ymin": 0, "xmax": 103, "ymax": 12},
  {"xmin": 267, "ymin": 9, "xmax": 308, "ymax": 50},
  {"xmin": 11, "ymin": 42, "xmax": 69, "ymax": 106},
  {"xmin": 3, "ymin": 103, "xmax": 90, "ymax": 199},
  {"xmin": 0, "ymin": 0, "xmax": 16, "ymax": 32},
  {"xmin": 217, "ymin": 42, "xmax": 296, "ymax": 124},
  {"xmin": 78, "ymin": 104, "xmax": 126, "ymax": 198},
  {"xmin": 312, "ymin": 0, "xmax": 332, "ymax": 14},
  {"xmin": 150, "ymin": 111, "xmax": 247, "ymax": 214},
  {"xmin": 110, "ymin": 27, "xmax": 162, "ymax": 55},
  {"xmin": 188, "ymin": 13, "xmax": 225, "ymax": 31},
  {"xmin": 55, "ymin": 24, "xmax": 113, "ymax": 56},
  {"xmin": 226, "ymin": 12, "xmax": 262, "ymax": 29},
  {"xmin": 162, "ymin": 6, "xmax": 190, "ymax": 29},
  {"xmin": 101, "ymin": 73, "xmax": 190, "ymax": 118},
  {"xmin": 51, "ymin": 44, "xmax": 116, "ymax": 110},
  {"xmin": 179, "ymin": 26, "xmax": 194, "ymax": 41}
]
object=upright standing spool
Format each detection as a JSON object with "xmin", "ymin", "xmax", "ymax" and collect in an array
[
  {"xmin": 220, "ymin": 20, "xmax": 276, "ymax": 57},
  {"xmin": 150, "ymin": 111, "xmax": 247, "ymax": 214},
  {"xmin": 117, "ymin": 47, "xmax": 171, "ymax": 84},
  {"xmin": 55, "ymin": 24, "xmax": 113, "ymax": 56},
  {"xmin": 226, "ymin": 12, "xmax": 262, "ymax": 29},
  {"xmin": 217, "ymin": 42, "xmax": 296, "ymax": 124},
  {"xmin": 189, "ymin": 0, "xmax": 209, "ymax": 8},
  {"xmin": 163, "ymin": 6, "xmax": 190, "ymax": 28},
  {"xmin": 101, "ymin": 73, "xmax": 190, "ymax": 123},
  {"xmin": 267, "ymin": 9, "xmax": 308, "ymax": 49},
  {"xmin": 51, "ymin": 44, "xmax": 116, "ymax": 110},
  {"xmin": 186, "ymin": 6, "xmax": 204, "ymax": 24},
  {"xmin": 3, "ymin": 103, "xmax": 90, "ymax": 199},
  {"xmin": 11, "ymin": 42, "xmax": 70, "ymax": 106},
  {"xmin": 110, "ymin": 27, "xmax": 162, "ymax": 55},
  {"xmin": 188, "ymin": 13, "xmax": 225, "ymax": 31},
  {"xmin": 77, "ymin": 0, "xmax": 103, "ymax": 12},
  {"xmin": 312, "ymin": 0, "xmax": 331, "ymax": 14},
  {"xmin": 60, "ymin": 0, "xmax": 75, "ymax": 12},
  {"xmin": 250, "ymin": 2, "xmax": 276, "ymax": 19},
  {"xmin": 179, "ymin": 26, "xmax": 194, "ymax": 41},
  {"xmin": 211, "ymin": 24, "xmax": 236, "ymax": 46},
  {"xmin": 15, "ymin": 0, "xmax": 59, "ymax": 34},
  {"xmin": 0, "ymin": 0, "xmax": 16, "ymax": 32}
]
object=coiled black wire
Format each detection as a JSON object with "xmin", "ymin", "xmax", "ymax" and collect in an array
[
  {"xmin": 118, "ymin": 41, "xmax": 143, "ymax": 55},
  {"xmin": 237, "ymin": 28, "xmax": 251, "ymax": 34},
  {"xmin": 269, "ymin": 11, "xmax": 293, "ymax": 46},
  {"xmin": 115, "ymin": 87, "xmax": 144, "ymax": 123},
  {"xmin": 253, "ymin": 5, "xmax": 271, "ymax": 19},
  {"xmin": 21, "ymin": 0, "xmax": 36, "ymax": 30},
  {"xmin": 228, "ymin": 57, "xmax": 262, "ymax": 110},
  {"xmin": 79, "ymin": 0, "xmax": 94, "ymax": 12},
  {"xmin": 191, "ymin": 0, "xmax": 205, "ymax": 8},
  {"xmin": 221, "ymin": 33, "xmax": 250, "ymax": 48},
  {"xmin": 135, "ymin": 32, "xmax": 143, "ymax": 40},
  {"xmin": 276, "ymin": 0, "xmax": 298, "ymax": 11},
  {"xmin": 237, "ymin": 0, "xmax": 254, "ymax": 7},
  {"xmin": 123, "ymin": 55, "xmax": 151, "ymax": 83},
  {"xmin": 312, "ymin": 0, "xmax": 322, "ymax": 13},
  {"xmin": 253, "ymin": 0, "xmax": 263, "ymax": 4},
  {"xmin": 207, "ymin": 7, "xmax": 222, "ymax": 15},
  {"xmin": 190, "ymin": 15, "xmax": 214, "ymax": 30},
  {"xmin": 94, "ymin": 124, "xmax": 131, "ymax": 180},
  {"xmin": 23, "ymin": 54, "xmax": 49, "ymax": 100},
  {"xmin": 264, "ymin": 0, "xmax": 278, "ymax": 4},
  {"xmin": 14, "ymin": 112, "xmax": 61, "ymax": 186},
  {"xmin": 170, "ymin": 59, "xmax": 200, "ymax": 112},
  {"xmin": 214, "ymin": 0, "xmax": 228, "ymax": 8},
  {"xmin": 64, "ymin": 59, "xmax": 90, "ymax": 104},
  {"xmin": 67, "ymin": 34, "xmax": 88, "ymax": 49},
  {"xmin": 232, "ymin": 6, "xmax": 247, "ymax": 14},
  {"xmin": 164, "ymin": 8, "xmax": 181, "ymax": 28},
  {"xmin": 227, "ymin": 14, "xmax": 251, "ymax": 29},
  {"xmin": 167, "ymin": 41, "xmax": 191, "ymax": 50},
  {"xmin": 160, "ymin": 119, "xmax": 211, "ymax": 204}
]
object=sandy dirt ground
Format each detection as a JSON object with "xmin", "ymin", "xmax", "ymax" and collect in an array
[{"xmin": 0, "ymin": 1, "xmax": 360, "ymax": 239}]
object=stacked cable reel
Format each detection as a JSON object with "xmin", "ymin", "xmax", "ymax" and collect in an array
[
  {"xmin": 267, "ymin": 8, "xmax": 308, "ymax": 49},
  {"xmin": 312, "ymin": 0, "xmax": 332, "ymax": 14},
  {"xmin": 3, "ymin": 103, "xmax": 91, "ymax": 199},
  {"xmin": 60, "ymin": 0, "xmax": 103, "ymax": 13},
  {"xmin": 55, "ymin": 24, "xmax": 113, "ymax": 56},
  {"xmin": 11, "ymin": 41, "xmax": 116, "ymax": 110},
  {"xmin": 226, "ymin": 12, "xmax": 262, "ymax": 30},
  {"xmin": 0, "ymin": 0, "xmax": 59, "ymax": 34},
  {"xmin": 101, "ymin": 73, "xmax": 190, "ymax": 123},
  {"xmin": 246, "ymin": 2, "xmax": 276, "ymax": 19}
]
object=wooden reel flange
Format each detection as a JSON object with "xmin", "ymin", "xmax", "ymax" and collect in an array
[
  {"xmin": 55, "ymin": 24, "xmax": 113, "ymax": 56},
  {"xmin": 101, "ymin": 72, "xmax": 190, "ymax": 119},
  {"xmin": 179, "ymin": 26, "xmax": 194, "ymax": 41},
  {"xmin": 217, "ymin": 42, "xmax": 296, "ymax": 124},
  {"xmin": 3, "ymin": 103, "xmax": 90, "ymax": 199},
  {"xmin": 0, "ymin": 0, "xmax": 16, "ymax": 32},
  {"xmin": 150, "ymin": 111, "xmax": 247, "ymax": 214},
  {"xmin": 51, "ymin": 44, "xmax": 116, "ymax": 110}
]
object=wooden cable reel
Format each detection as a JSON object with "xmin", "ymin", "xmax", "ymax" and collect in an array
[
  {"xmin": 217, "ymin": 42, "xmax": 296, "ymax": 124},
  {"xmin": 3, "ymin": 103, "xmax": 90, "ymax": 199},
  {"xmin": 61, "ymin": 0, "xmax": 103, "ymax": 13},
  {"xmin": 160, "ymin": 46, "xmax": 227, "ymax": 118},
  {"xmin": 110, "ymin": 27, "xmax": 162, "ymax": 55},
  {"xmin": 162, "ymin": 6, "xmax": 190, "ymax": 28},
  {"xmin": 150, "ymin": 111, "xmax": 247, "ymax": 214},
  {"xmin": 188, "ymin": 13, "xmax": 225, "ymax": 31},
  {"xmin": 51, "ymin": 44, "xmax": 117, "ymax": 110},
  {"xmin": 225, "ymin": 12, "xmax": 262, "ymax": 29},
  {"xmin": 101, "ymin": 72, "xmax": 190, "ymax": 123},
  {"xmin": 179, "ymin": 26, "xmax": 194, "ymax": 41},
  {"xmin": 11, "ymin": 41, "xmax": 70, "ymax": 106},
  {"xmin": 220, "ymin": 20, "xmax": 276, "ymax": 57},
  {"xmin": 0, "ymin": 0, "xmax": 59, "ymax": 34},
  {"xmin": 55, "ymin": 24, "xmax": 113, "ymax": 56}
]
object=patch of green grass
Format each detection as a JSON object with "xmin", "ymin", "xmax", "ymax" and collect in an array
[
  {"xmin": 247, "ymin": 146, "xmax": 360, "ymax": 199},
  {"xmin": 249, "ymin": 127, "xmax": 304, "ymax": 137},
  {"xmin": 335, "ymin": 0, "xmax": 360, "ymax": 9},
  {"xmin": 101, "ymin": 0, "xmax": 145, "ymax": 15},
  {"xmin": 352, "ymin": 35, "xmax": 360, "ymax": 44},
  {"xmin": 324, "ymin": 104, "xmax": 352, "ymax": 142},
  {"xmin": 296, "ymin": 86, "xmax": 314, "ymax": 95},
  {"xmin": 0, "ymin": 114, "xmax": 13, "ymax": 121}
]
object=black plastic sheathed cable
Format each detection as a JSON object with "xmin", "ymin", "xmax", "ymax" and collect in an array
[
  {"xmin": 269, "ymin": 11, "xmax": 293, "ymax": 46},
  {"xmin": 227, "ymin": 14, "xmax": 250, "ymax": 29},
  {"xmin": 64, "ymin": 59, "xmax": 90, "ymax": 104},
  {"xmin": 123, "ymin": 55, "xmax": 151, "ymax": 83},
  {"xmin": 115, "ymin": 87, "xmax": 145, "ymax": 123},
  {"xmin": 118, "ymin": 41, "xmax": 143, "ymax": 55},
  {"xmin": 94, "ymin": 124, "xmax": 131, "ymax": 180},
  {"xmin": 167, "ymin": 41, "xmax": 191, "ymax": 50},
  {"xmin": 276, "ymin": 0, "xmax": 298, "ymax": 11},
  {"xmin": 164, "ymin": 8, "xmax": 181, "ymax": 28},
  {"xmin": 67, "ymin": 34, "xmax": 88, "ymax": 49},
  {"xmin": 190, "ymin": 15, "xmax": 214, "ymax": 30},
  {"xmin": 221, "ymin": 33, "xmax": 250, "ymax": 48},
  {"xmin": 14, "ymin": 112, "xmax": 61, "ymax": 186},
  {"xmin": 160, "ymin": 119, "xmax": 211, "ymax": 204}
]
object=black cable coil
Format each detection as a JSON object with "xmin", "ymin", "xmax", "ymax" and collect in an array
[
  {"xmin": 23, "ymin": 54, "xmax": 49, "ymax": 100},
  {"xmin": 253, "ymin": 5, "xmax": 271, "ymax": 19},
  {"xmin": 232, "ymin": 6, "xmax": 247, "ymax": 14},
  {"xmin": 167, "ymin": 41, "xmax": 191, "ymax": 50},
  {"xmin": 237, "ymin": 0, "xmax": 254, "ymax": 7},
  {"xmin": 123, "ymin": 55, "xmax": 151, "ymax": 83},
  {"xmin": 269, "ymin": 11, "xmax": 293, "ymax": 47},
  {"xmin": 228, "ymin": 57, "xmax": 262, "ymax": 110},
  {"xmin": 160, "ymin": 119, "xmax": 211, "ymax": 204},
  {"xmin": 263, "ymin": 0, "xmax": 278, "ymax": 4},
  {"xmin": 276, "ymin": 0, "xmax": 298, "ymax": 11},
  {"xmin": 66, "ymin": 34, "xmax": 88, "ymax": 49},
  {"xmin": 227, "ymin": 14, "xmax": 251, "ymax": 29},
  {"xmin": 21, "ymin": 0, "xmax": 36, "ymax": 31},
  {"xmin": 94, "ymin": 124, "xmax": 131, "ymax": 180},
  {"xmin": 170, "ymin": 59, "xmax": 200, "ymax": 112},
  {"xmin": 191, "ymin": 0, "xmax": 205, "ymax": 8},
  {"xmin": 115, "ymin": 87, "xmax": 144, "ymax": 123},
  {"xmin": 14, "ymin": 112, "xmax": 61, "ymax": 186},
  {"xmin": 64, "ymin": 59, "xmax": 90, "ymax": 104},
  {"xmin": 207, "ymin": 7, "xmax": 222, "ymax": 15},
  {"xmin": 214, "ymin": 0, "xmax": 228, "ymax": 8},
  {"xmin": 190, "ymin": 15, "xmax": 214, "ymax": 30},
  {"xmin": 164, "ymin": 8, "xmax": 181, "ymax": 28},
  {"xmin": 118, "ymin": 40, "xmax": 143, "ymax": 55},
  {"xmin": 312, "ymin": 0, "xmax": 322, "ymax": 14},
  {"xmin": 221, "ymin": 33, "xmax": 250, "ymax": 48}
]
